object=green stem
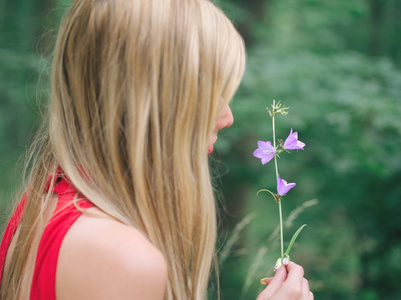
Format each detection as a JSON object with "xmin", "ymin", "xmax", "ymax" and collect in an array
[
  {"xmin": 271, "ymin": 100, "xmax": 284, "ymax": 262},
  {"xmin": 278, "ymin": 200, "xmax": 284, "ymax": 262}
]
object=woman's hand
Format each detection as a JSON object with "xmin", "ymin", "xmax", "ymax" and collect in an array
[{"xmin": 257, "ymin": 262, "xmax": 313, "ymax": 300}]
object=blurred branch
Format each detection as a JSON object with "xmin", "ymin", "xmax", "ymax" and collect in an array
[
  {"xmin": 286, "ymin": 199, "xmax": 319, "ymax": 228},
  {"xmin": 219, "ymin": 212, "xmax": 256, "ymax": 267}
]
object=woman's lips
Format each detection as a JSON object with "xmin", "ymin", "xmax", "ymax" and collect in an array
[{"xmin": 208, "ymin": 137, "xmax": 217, "ymax": 154}]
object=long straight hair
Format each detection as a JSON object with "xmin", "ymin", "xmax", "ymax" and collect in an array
[{"xmin": 1, "ymin": 0, "xmax": 246, "ymax": 298}]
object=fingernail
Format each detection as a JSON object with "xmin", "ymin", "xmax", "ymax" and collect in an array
[
  {"xmin": 274, "ymin": 257, "xmax": 282, "ymax": 271},
  {"xmin": 260, "ymin": 278, "xmax": 269, "ymax": 285},
  {"xmin": 283, "ymin": 255, "xmax": 290, "ymax": 265}
]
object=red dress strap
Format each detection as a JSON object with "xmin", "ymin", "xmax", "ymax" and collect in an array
[{"xmin": 0, "ymin": 172, "xmax": 93, "ymax": 300}]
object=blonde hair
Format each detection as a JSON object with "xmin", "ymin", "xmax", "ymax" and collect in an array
[{"xmin": 1, "ymin": 0, "xmax": 245, "ymax": 299}]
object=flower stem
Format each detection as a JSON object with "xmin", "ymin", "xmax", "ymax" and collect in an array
[
  {"xmin": 272, "ymin": 100, "xmax": 284, "ymax": 263},
  {"xmin": 278, "ymin": 201, "xmax": 284, "ymax": 262}
]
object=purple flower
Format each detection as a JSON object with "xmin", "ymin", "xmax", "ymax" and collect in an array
[
  {"xmin": 277, "ymin": 174, "xmax": 296, "ymax": 196},
  {"xmin": 283, "ymin": 129, "xmax": 305, "ymax": 150},
  {"xmin": 253, "ymin": 141, "xmax": 276, "ymax": 165}
]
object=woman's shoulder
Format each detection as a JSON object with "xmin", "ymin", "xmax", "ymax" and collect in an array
[{"xmin": 56, "ymin": 207, "xmax": 167, "ymax": 300}]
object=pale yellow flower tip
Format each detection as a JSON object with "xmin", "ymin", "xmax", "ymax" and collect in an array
[{"xmin": 260, "ymin": 278, "xmax": 269, "ymax": 285}]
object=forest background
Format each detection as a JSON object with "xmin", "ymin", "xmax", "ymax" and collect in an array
[{"xmin": 1, "ymin": 0, "xmax": 400, "ymax": 299}]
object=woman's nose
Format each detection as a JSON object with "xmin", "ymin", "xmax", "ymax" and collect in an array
[{"xmin": 217, "ymin": 105, "xmax": 234, "ymax": 130}]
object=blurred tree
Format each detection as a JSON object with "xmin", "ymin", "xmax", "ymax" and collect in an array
[
  {"xmin": 213, "ymin": 0, "xmax": 401, "ymax": 299},
  {"xmin": 0, "ymin": 0, "xmax": 58, "ymax": 212}
]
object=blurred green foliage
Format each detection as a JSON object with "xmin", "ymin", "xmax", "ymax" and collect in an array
[{"xmin": 1, "ymin": 0, "xmax": 401, "ymax": 299}]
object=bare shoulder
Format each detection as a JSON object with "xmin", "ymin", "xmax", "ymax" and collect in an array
[{"xmin": 56, "ymin": 207, "xmax": 167, "ymax": 300}]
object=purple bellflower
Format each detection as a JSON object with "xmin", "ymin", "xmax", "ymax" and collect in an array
[
  {"xmin": 283, "ymin": 129, "xmax": 305, "ymax": 150},
  {"xmin": 253, "ymin": 141, "xmax": 276, "ymax": 165},
  {"xmin": 277, "ymin": 174, "xmax": 296, "ymax": 196}
]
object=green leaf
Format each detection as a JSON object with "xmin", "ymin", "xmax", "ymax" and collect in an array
[{"xmin": 284, "ymin": 224, "xmax": 307, "ymax": 256}]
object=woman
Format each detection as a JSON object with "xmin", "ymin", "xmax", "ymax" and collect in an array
[{"xmin": 0, "ymin": 0, "xmax": 313, "ymax": 299}]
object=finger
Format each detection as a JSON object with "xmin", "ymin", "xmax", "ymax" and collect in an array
[
  {"xmin": 285, "ymin": 262, "xmax": 304, "ymax": 287},
  {"xmin": 259, "ymin": 265, "xmax": 287, "ymax": 297},
  {"xmin": 309, "ymin": 291, "xmax": 314, "ymax": 300},
  {"xmin": 301, "ymin": 278, "xmax": 310, "ymax": 297},
  {"xmin": 281, "ymin": 262, "xmax": 304, "ymax": 294}
]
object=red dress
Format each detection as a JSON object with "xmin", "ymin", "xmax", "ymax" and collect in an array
[{"xmin": 0, "ymin": 173, "xmax": 93, "ymax": 299}]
